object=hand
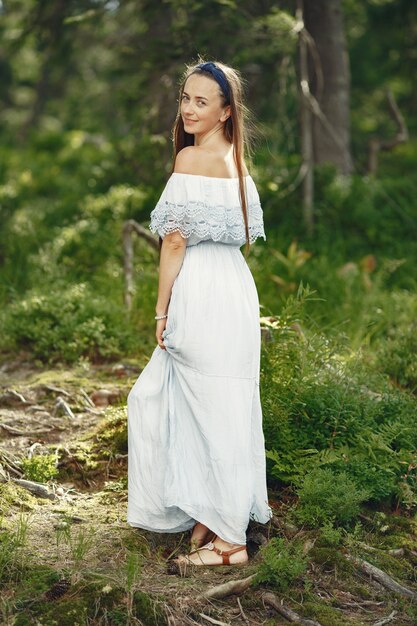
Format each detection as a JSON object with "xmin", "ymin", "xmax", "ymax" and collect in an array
[{"xmin": 156, "ymin": 317, "xmax": 167, "ymax": 350}]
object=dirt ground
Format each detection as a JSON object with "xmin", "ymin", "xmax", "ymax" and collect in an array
[{"xmin": 1, "ymin": 359, "xmax": 417, "ymax": 626}]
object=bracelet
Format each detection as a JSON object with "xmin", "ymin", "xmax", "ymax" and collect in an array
[{"xmin": 155, "ymin": 314, "xmax": 168, "ymax": 320}]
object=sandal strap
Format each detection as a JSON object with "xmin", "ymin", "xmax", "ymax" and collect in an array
[
  {"xmin": 212, "ymin": 544, "xmax": 247, "ymax": 565},
  {"xmin": 188, "ymin": 541, "xmax": 247, "ymax": 565}
]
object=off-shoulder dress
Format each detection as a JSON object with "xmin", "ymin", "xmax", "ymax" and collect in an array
[{"xmin": 127, "ymin": 172, "xmax": 272, "ymax": 545}]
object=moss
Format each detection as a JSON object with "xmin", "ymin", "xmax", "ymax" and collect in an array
[
  {"xmin": 18, "ymin": 565, "xmax": 61, "ymax": 597},
  {"xmin": 133, "ymin": 590, "xmax": 166, "ymax": 625},
  {"xmin": 310, "ymin": 547, "xmax": 355, "ymax": 574},
  {"xmin": 17, "ymin": 598, "xmax": 89, "ymax": 626},
  {"xmin": 15, "ymin": 582, "xmax": 127, "ymax": 626},
  {"xmin": 95, "ymin": 407, "xmax": 128, "ymax": 454},
  {"xmin": 365, "ymin": 551, "xmax": 415, "ymax": 582},
  {"xmin": 0, "ymin": 482, "xmax": 37, "ymax": 516},
  {"xmin": 299, "ymin": 600, "xmax": 354, "ymax": 626}
]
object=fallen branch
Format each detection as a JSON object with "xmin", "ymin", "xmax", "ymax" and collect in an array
[
  {"xmin": 357, "ymin": 542, "xmax": 405, "ymax": 557},
  {"xmin": 345, "ymin": 553, "xmax": 417, "ymax": 599},
  {"xmin": 263, "ymin": 592, "xmax": 323, "ymax": 625},
  {"xmin": 0, "ymin": 450, "xmax": 23, "ymax": 477},
  {"xmin": 237, "ymin": 597, "xmax": 250, "ymax": 625},
  {"xmin": 372, "ymin": 611, "xmax": 397, "ymax": 626},
  {"xmin": 0, "ymin": 423, "xmax": 53, "ymax": 436},
  {"xmin": 0, "ymin": 389, "xmax": 30, "ymax": 407},
  {"xmin": 42, "ymin": 384, "xmax": 71, "ymax": 397},
  {"xmin": 198, "ymin": 574, "xmax": 255, "ymax": 600},
  {"xmin": 53, "ymin": 397, "xmax": 75, "ymax": 419},
  {"xmin": 199, "ymin": 614, "xmax": 231, "ymax": 626},
  {"xmin": 12, "ymin": 478, "xmax": 57, "ymax": 500}
]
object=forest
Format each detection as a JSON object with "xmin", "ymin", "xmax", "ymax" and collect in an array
[{"xmin": 0, "ymin": 0, "xmax": 417, "ymax": 624}]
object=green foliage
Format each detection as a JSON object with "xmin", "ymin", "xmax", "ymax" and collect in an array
[
  {"xmin": 260, "ymin": 283, "xmax": 417, "ymax": 510},
  {"xmin": 21, "ymin": 454, "xmax": 58, "ymax": 483},
  {"xmin": 254, "ymin": 537, "xmax": 308, "ymax": 591},
  {"xmin": 293, "ymin": 467, "xmax": 369, "ymax": 528},
  {"xmin": 1, "ymin": 283, "xmax": 133, "ymax": 363}
]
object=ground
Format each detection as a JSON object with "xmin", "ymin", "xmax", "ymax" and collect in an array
[{"xmin": 1, "ymin": 358, "xmax": 417, "ymax": 626}]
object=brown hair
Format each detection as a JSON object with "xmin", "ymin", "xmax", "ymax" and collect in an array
[{"xmin": 172, "ymin": 60, "xmax": 252, "ymax": 257}]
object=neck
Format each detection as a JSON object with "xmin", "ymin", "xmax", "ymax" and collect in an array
[{"xmin": 194, "ymin": 123, "xmax": 225, "ymax": 148}]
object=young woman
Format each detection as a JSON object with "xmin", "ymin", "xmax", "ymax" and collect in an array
[{"xmin": 127, "ymin": 60, "xmax": 271, "ymax": 568}]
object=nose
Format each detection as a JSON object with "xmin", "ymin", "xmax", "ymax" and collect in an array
[{"xmin": 182, "ymin": 100, "xmax": 194, "ymax": 116}]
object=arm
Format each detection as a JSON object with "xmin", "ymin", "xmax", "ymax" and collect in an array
[{"xmin": 155, "ymin": 231, "xmax": 187, "ymax": 350}]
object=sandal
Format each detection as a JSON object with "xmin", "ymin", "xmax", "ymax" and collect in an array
[{"xmin": 177, "ymin": 541, "xmax": 246, "ymax": 567}]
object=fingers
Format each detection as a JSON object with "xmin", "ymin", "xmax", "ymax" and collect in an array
[{"xmin": 156, "ymin": 333, "xmax": 166, "ymax": 350}]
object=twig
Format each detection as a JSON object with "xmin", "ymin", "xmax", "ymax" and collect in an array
[
  {"xmin": 345, "ymin": 554, "xmax": 417, "ymax": 599},
  {"xmin": 198, "ymin": 574, "xmax": 255, "ymax": 600},
  {"xmin": 356, "ymin": 542, "xmax": 404, "ymax": 557},
  {"xmin": 372, "ymin": 611, "xmax": 397, "ymax": 626},
  {"xmin": 199, "ymin": 615, "xmax": 231, "ymax": 626},
  {"xmin": 0, "ymin": 423, "xmax": 53, "ymax": 436},
  {"xmin": 42, "ymin": 384, "xmax": 71, "ymax": 397},
  {"xmin": 0, "ymin": 389, "xmax": 31, "ymax": 406},
  {"xmin": 80, "ymin": 388, "xmax": 95, "ymax": 408},
  {"xmin": 263, "ymin": 592, "xmax": 323, "ymax": 625},
  {"xmin": 53, "ymin": 397, "xmax": 75, "ymax": 419},
  {"xmin": 237, "ymin": 597, "xmax": 250, "ymax": 625}
]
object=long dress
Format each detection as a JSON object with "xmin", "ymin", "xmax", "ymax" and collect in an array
[{"xmin": 127, "ymin": 172, "xmax": 272, "ymax": 545}]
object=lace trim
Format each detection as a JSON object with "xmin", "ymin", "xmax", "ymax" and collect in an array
[{"xmin": 149, "ymin": 200, "xmax": 266, "ymax": 244}]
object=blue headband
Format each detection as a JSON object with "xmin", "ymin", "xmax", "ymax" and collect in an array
[{"xmin": 196, "ymin": 62, "xmax": 230, "ymax": 104}]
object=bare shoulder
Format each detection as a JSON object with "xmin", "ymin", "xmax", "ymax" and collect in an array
[{"xmin": 173, "ymin": 146, "xmax": 209, "ymax": 175}]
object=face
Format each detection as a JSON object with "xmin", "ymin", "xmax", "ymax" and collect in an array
[{"xmin": 180, "ymin": 73, "xmax": 230, "ymax": 137}]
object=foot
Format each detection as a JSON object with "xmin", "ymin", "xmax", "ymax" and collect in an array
[
  {"xmin": 190, "ymin": 522, "xmax": 216, "ymax": 550},
  {"xmin": 177, "ymin": 536, "xmax": 248, "ymax": 567}
]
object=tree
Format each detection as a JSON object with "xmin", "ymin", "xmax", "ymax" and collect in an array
[{"xmin": 303, "ymin": 0, "xmax": 353, "ymax": 175}]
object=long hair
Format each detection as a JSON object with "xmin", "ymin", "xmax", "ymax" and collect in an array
[{"xmin": 172, "ymin": 60, "xmax": 253, "ymax": 257}]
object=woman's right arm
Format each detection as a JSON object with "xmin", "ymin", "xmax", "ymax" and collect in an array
[{"xmin": 155, "ymin": 231, "xmax": 187, "ymax": 350}]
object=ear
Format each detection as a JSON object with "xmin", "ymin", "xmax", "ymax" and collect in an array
[{"xmin": 220, "ymin": 105, "xmax": 231, "ymax": 123}]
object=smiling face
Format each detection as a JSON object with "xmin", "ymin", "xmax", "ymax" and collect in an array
[{"xmin": 180, "ymin": 73, "xmax": 230, "ymax": 138}]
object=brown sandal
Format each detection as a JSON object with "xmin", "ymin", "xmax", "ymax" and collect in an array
[{"xmin": 182, "ymin": 540, "xmax": 247, "ymax": 566}]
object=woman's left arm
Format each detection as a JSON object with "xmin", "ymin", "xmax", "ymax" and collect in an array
[{"xmin": 155, "ymin": 231, "xmax": 187, "ymax": 350}]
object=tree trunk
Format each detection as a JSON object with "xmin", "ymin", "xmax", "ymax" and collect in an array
[{"xmin": 303, "ymin": 0, "xmax": 353, "ymax": 175}]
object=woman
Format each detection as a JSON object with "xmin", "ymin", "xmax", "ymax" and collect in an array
[{"xmin": 127, "ymin": 60, "xmax": 272, "ymax": 568}]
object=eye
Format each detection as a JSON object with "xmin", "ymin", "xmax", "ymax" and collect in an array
[
  {"xmin": 181, "ymin": 94, "xmax": 189, "ymax": 102},
  {"xmin": 197, "ymin": 100, "xmax": 206, "ymax": 107}
]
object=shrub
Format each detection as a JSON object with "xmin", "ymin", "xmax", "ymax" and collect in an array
[
  {"xmin": 254, "ymin": 537, "xmax": 308, "ymax": 591},
  {"xmin": 21, "ymin": 454, "xmax": 58, "ymax": 483},
  {"xmin": 0, "ymin": 283, "xmax": 133, "ymax": 363},
  {"xmin": 293, "ymin": 467, "xmax": 369, "ymax": 528}
]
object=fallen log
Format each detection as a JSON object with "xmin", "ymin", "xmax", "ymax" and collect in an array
[
  {"xmin": 12, "ymin": 478, "xmax": 57, "ymax": 500},
  {"xmin": 198, "ymin": 574, "xmax": 255, "ymax": 600},
  {"xmin": 263, "ymin": 592, "xmax": 323, "ymax": 625},
  {"xmin": 345, "ymin": 554, "xmax": 417, "ymax": 599}
]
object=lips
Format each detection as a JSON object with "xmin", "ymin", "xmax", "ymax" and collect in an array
[{"xmin": 184, "ymin": 118, "xmax": 198, "ymax": 124}]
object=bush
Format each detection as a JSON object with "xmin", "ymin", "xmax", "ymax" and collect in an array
[
  {"xmin": 293, "ymin": 468, "xmax": 369, "ymax": 528},
  {"xmin": 1, "ymin": 283, "xmax": 133, "ymax": 363},
  {"xmin": 254, "ymin": 537, "xmax": 308, "ymax": 591},
  {"xmin": 21, "ymin": 455, "xmax": 58, "ymax": 483}
]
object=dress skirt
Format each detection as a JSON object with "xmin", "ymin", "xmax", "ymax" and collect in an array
[{"xmin": 127, "ymin": 239, "xmax": 271, "ymax": 545}]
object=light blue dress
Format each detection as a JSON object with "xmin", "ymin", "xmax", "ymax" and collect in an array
[{"xmin": 127, "ymin": 172, "xmax": 272, "ymax": 545}]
